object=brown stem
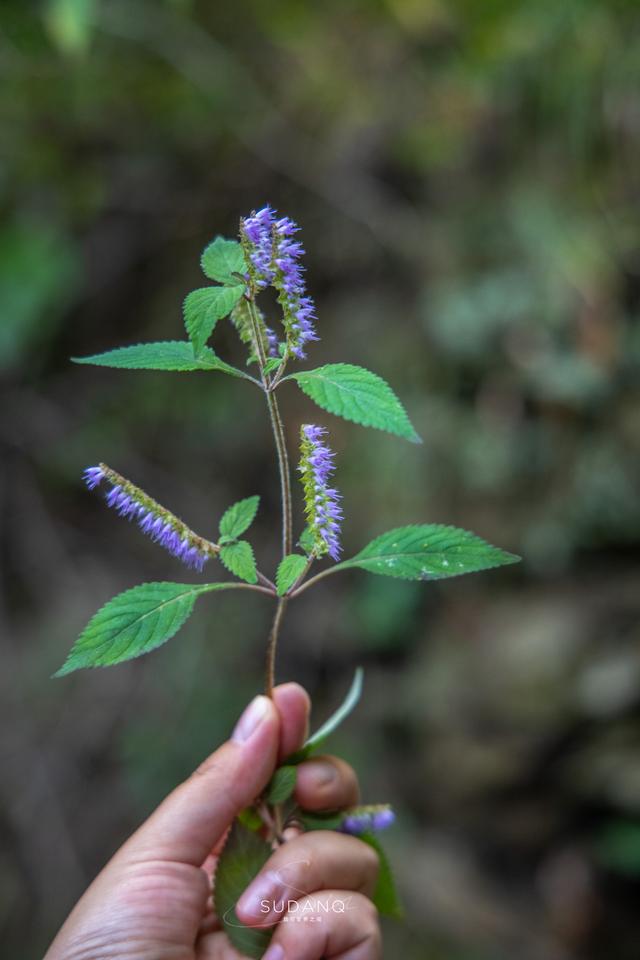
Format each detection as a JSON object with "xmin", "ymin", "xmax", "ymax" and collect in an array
[{"xmin": 264, "ymin": 597, "xmax": 287, "ymax": 698}]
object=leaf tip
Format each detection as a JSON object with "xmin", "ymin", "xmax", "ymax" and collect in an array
[{"xmin": 52, "ymin": 660, "xmax": 74, "ymax": 678}]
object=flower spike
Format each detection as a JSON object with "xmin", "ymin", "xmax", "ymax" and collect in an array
[
  {"xmin": 240, "ymin": 206, "xmax": 318, "ymax": 360},
  {"xmin": 298, "ymin": 424, "xmax": 343, "ymax": 560},
  {"xmin": 83, "ymin": 464, "xmax": 216, "ymax": 571}
]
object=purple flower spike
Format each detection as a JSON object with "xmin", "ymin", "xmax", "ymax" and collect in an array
[
  {"xmin": 240, "ymin": 206, "xmax": 318, "ymax": 359},
  {"xmin": 83, "ymin": 463, "xmax": 211, "ymax": 572},
  {"xmin": 298, "ymin": 424, "xmax": 342, "ymax": 560},
  {"xmin": 341, "ymin": 805, "xmax": 395, "ymax": 836}
]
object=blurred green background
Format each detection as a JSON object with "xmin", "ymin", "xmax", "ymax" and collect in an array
[{"xmin": 2, "ymin": 1, "xmax": 640, "ymax": 957}]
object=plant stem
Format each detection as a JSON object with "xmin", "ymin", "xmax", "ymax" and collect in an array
[
  {"xmin": 244, "ymin": 294, "xmax": 294, "ymax": 696},
  {"xmin": 264, "ymin": 597, "xmax": 287, "ymax": 697},
  {"xmin": 245, "ymin": 297, "xmax": 293, "ymax": 559},
  {"xmin": 266, "ymin": 389, "xmax": 293, "ymax": 557}
]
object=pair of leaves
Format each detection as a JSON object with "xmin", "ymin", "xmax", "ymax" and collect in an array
[
  {"xmin": 287, "ymin": 363, "xmax": 421, "ymax": 444},
  {"xmin": 56, "ymin": 526, "xmax": 518, "ymax": 675},
  {"xmin": 218, "ymin": 496, "xmax": 260, "ymax": 585},
  {"xmin": 184, "ymin": 237, "xmax": 248, "ymax": 355}
]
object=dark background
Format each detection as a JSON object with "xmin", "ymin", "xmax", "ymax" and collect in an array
[{"xmin": 2, "ymin": 2, "xmax": 640, "ymax": 958}]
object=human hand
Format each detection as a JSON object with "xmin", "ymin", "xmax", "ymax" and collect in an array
[{"xmin": 45, "ymin": 684, "xmax": 381, "ymax": 960}]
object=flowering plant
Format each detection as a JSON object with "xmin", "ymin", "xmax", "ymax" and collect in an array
[{"xmin": 57, "ymin": 207, "xmax": 519, "ymax": 956}]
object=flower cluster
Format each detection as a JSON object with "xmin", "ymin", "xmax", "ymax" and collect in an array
[
  {"xmin": 83, "ymin": 465, "xmax": 213, "ymax": 571},
  {"xmin": 298, "ymin": 424, "xmax": 342, "ymax": 560},
  {"xmin": 341, "ymin": 805, "xmax": 396, "ymax": 836},
  {"xmin": 240, "ymin": 205, "xmax": 318, "ymax": 359}
]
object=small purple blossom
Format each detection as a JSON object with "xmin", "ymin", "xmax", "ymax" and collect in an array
[
  {"xmin": 298, "ymin": 424, "xmax": 342, "ymax": 560},
  {"xmin": 83, "ymin": 465, "xmax": 105, "ymax": 490},
  {"xmin": 240, "ymin": 206, "xmax": 318, "ymax": 359},
  {"xmin": 83, "ymin": 464, "xmax": 210, "ymax": 572},
  {"xmin": 341, "ymin": 805, "xmax": 396, "ymax": 836}
]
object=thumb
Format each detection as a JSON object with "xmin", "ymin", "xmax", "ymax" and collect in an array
[{"xmin": 116, "ymin": 694, "xmax": 279, "ymax": 867}]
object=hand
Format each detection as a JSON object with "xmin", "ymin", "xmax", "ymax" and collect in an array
[{"xmin": 45, "ymin": 684, "xmax": 382, "ymax": 960}]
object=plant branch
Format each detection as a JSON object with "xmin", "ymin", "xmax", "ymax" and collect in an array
[
  {"xmin": 199, "ymin": 581, "xmax": 275, "ymax": 597},
  {"xmin": 256, "ymin": 570, "xmax": 277, "ymax": 592},
  {"xmin": 288, "ymin": 563, "xmax": 346, "ymax": 598}
]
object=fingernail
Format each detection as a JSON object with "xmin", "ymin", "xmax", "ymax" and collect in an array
[
  {"xmin": 262, "ymin": 943, "xmax": 284, "ymax": 960},
  {"xmin": 232, "ymin": 695, "xmax": 270, "ymax": 743},
  {"xmin": 237, "ymin": 875, "xmax": 278, "ymax": 921},
  {"xmin": 305, "ymin": 759, "xmax": 338, "ymax": 787}
]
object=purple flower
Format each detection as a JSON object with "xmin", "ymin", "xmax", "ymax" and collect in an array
[
  {"xmin": 298, "ymin": 424, "xmax": 342, "ymax": 560},
  {"xmin": 83, "ymin": 464, "xmax": 210, "ymax": 572},
  {"xmin": 83, "ymin": 465, "xmax": 105, "ymax": 490},
  {"xmin": 240, "ymin": 206, "xmax": 318, "ymax": 359},
  {"xmin": 341, "ymin": 805, "xmax": 396, "ymax": 836}
]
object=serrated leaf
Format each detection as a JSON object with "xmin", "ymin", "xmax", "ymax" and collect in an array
[
  {"xmin": 219, "ymin": 496, "xmax": 260, "ymax": 539},
  {"xmin": 214, "ymin": 821, "xmax": 272, "ymax": 959},
  {"xmin": 220, "ymin": 541, "xmax": 258, "ymax": 584},
  {"xmin": 72, "ymin": 341, "xmax": 250, "ymax": 379},
  {"xmin": 54, "ymin": 582, "xmax": 232, "ymax": 676},
  {"xmin": 201, "ymin": 236, "xmax": 247, "ymax": 285},
  {"xmin": 276, "ymin": 554, "xmax": 307, "ymax": 596},
  {"xmin": 289, "ymin": 363, "xmax": 421, "ymax": 443},
  {"xmin": 184, "ymin": 285, "xmax": 244, "ymax": 355},
  {"xmin": 337, "ymin": 525, "xmax": 520, "ymax": 581},
  {"xmin": 360, "ymin": 834, "xmax": 404, "ymax": 919},
  {"xmin": 266, "ymin": 765, "xmax": 297, "ymax": 804},
  {"xmin": 289, "ymin": 668, "xmax": 363, "ymax": 763}
]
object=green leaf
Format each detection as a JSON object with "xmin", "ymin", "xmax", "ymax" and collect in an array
[
  {"xmin": 289, "ymin": 363, "xmax": 421, "ymax": 443},
  {"xmin": 298, "ymin": 525, "xmax": 316, "ymax": 555},
  {"xmin": 263, "ymin": 357, "xmax": 283, "ymax": 376},
  {"xmin": 266, "ymin": 765, "xmax": 297, "ymax": 804},
  {"xmin": 72, "ymin": 341, "xmax": 249, "ymax": 379},
  {"xmin": 219, "ymin": 495, "xmax": 260, "ymax": 539},
  {"xmin": 45, "ymin": 0, "xmax": 95, "ymax": 55},
  {"xmin": 337, "ymin": 525, "xmax": 520, "ymax": 581},
  {"xmin": 276, "ymin": 554, "xmax": 307, "ymax": 596},
  {"xmin": 289, "ymin": 668, "xmax": 363, "ymax": 763},
  {"xmin": 184, "ymin": 286, "xmax": 244, "ymax": 355},
  {"xmin": 360, "ymin": 834, "xmax": 404, "ymax": 919},
  {"xmin": 220, "ymin": 541, "xmax": 258, "ymax": 584},
  {"xmin": 298, "ymin": 810, "xmax": 344, "ymax": 832},
  {"xmin": 237, "ymin": 806, "xmax": 263, "ymax": 833},
  {"xmin": 201, "ymin": 237, "xmax": 247, "ymax": 285},
  {"xmin": 54, "ymin": 582, "xmax": 232, "ymax": 676},
  {"xmin": 214, "ymin": 821, "xmax": 273, "ymax": 959}
]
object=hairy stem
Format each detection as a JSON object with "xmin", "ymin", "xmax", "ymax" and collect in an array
[
  {"xmin": 266, "ymin": 389, "xmax": 293, "ymax": 557},
  {"xmin": 265, "ymin": 597, "xmax": 287, "ymax": 698}
]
